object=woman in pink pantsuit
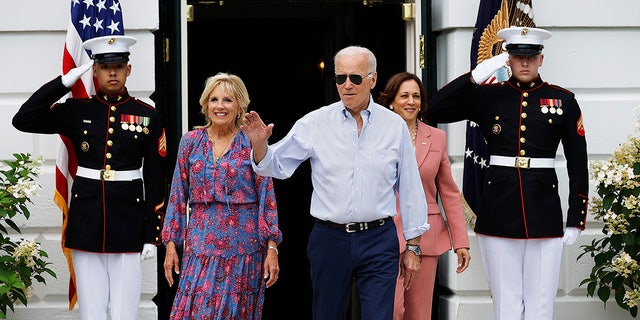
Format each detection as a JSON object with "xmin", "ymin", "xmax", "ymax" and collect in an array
[{"xmin": 379, "ymin": 72, "xmax": 471, "ymax": 320}]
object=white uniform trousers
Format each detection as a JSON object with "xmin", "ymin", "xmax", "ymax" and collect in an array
[
  {"xmin": 72, "ymin": 250, "xmax": 142, "ymax": 320},
  {"xmin": 477, "ymin": 235, "xmax": 563, "ymax": 320}
]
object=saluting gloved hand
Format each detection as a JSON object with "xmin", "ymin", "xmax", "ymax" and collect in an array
[
  {"xmin": 61, "ymin": 62, "xmax": 93, "ymax": 88},
  {"xmin": 471, "ymin": 52, "xmax": 509, "ymax": 84},
  {"xmin": 141, "ymin": 243, "xmax": 157, "ymax": 260},
  {"xmin": 562, "ymin": 227, "xmax": 581, "ymax": 246}
]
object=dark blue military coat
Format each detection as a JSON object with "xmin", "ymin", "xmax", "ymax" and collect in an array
[
  {"xmin": 13, "ymin": 76, "xmax": 166, "ymax": 252},
  {"xmin": 427, "ymin": 73, "xmax": 588, "ymax": 239}
]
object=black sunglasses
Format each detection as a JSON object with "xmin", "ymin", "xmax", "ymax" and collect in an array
[{"xmin": 334, "ymin": 72, "xmax": 372, "ymax": 85}]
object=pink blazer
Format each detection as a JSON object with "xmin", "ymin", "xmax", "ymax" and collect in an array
[{"xmin": 395, "ymin": 121, "xmax": 470, "ymax": 256}]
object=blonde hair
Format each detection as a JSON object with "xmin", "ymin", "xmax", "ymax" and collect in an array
[{"xmin": 197, "ymin": 72, "xmax": 250, "ymax": 128}]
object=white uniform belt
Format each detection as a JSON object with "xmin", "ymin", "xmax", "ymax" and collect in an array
[
  {"xmin": 76, "ymin": 166, "xmax": 142, "ymax": 181},
  {"xmin": 490, "ymin": 156, "xmax": 555, "ymax": 169}
]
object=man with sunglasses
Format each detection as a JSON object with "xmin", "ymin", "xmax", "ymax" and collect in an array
[
  {"xmin": 426, "ymin": 27, "xmax": 588, "ymax": 320},
  {"xmin": 243, "ymin": 45, "xmax": 429, "ymax": 319}
]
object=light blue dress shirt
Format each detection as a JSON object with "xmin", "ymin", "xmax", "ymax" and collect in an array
[{"xmin": 252, "ymin": 98, "xmax": 429, "ymax": 241}]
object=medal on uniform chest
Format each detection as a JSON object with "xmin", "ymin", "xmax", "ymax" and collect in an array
[
  {"xmin": 141, "ymin": 116, "xmax": 151, "ymax": 134},
  {"xmin": 121, "ymin": 114, "xmax": 133, "ymax": 131},
  {"xmin": 120, "ymin": 114, "xmax": 150, "ymax": 133},
  {"xmin": 540, "ymin": 98, "xmax": 563, "ymax": 116},
  {"xmin": 134, "ymin": 115, "xmax": 143, "ymax": 132}
]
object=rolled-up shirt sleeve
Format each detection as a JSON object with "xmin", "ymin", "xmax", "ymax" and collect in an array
[{"xmin": 397, "ymin": 123, "xmax": 430, "ymax": 240}]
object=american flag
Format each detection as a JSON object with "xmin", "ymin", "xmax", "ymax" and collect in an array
[
  {"xmin": 463, "ymin": 0, "xmax": 535, "ymax": 226},
  {"xmin": 57, "ymin": 0, "xmax": 125, "ymax": 310}
]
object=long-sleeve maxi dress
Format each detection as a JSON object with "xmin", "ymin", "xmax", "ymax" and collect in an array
[{"xmin": 162, "ymin": 128, "xmax": 282, "ymax": 319}]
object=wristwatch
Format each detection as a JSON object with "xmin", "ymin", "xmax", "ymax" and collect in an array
[{"xmin": 405, "ymin": 244, "xmax": 422, "ymax": 256}]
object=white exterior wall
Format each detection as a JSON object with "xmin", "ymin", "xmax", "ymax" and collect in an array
[
  {"xmin": 431, "ymin": 0, "xmax": 640, "ymax": 319},
  {"xmin": 0, "ymin": 1, "xmax": 159, "ymax": 319}
]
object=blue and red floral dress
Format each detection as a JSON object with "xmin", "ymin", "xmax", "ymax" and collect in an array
[{"xmin": 162, "ymin": 128, "xmax": 282, "ymax": 319}]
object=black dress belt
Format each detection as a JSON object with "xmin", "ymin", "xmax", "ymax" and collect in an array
[{"xmin": 315, "ymin": 217, "xmax": 392, "ymax": 233}]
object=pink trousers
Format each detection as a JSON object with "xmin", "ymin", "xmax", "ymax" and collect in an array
[{"xmin": 393, "ymin": 254, "xmax": 439, "ymax": 320}]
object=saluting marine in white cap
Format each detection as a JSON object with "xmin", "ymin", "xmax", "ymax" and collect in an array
[
  {"xmin": 83, "ymin": 35, "xmax": 137, "ymax": 64},
  {"xmin": 13, "ymin": 32, "xmax": 167, "ymax": 320},
  {"xmin": 426, "ymin": 24, "xmax": 589, "ymax": 320},
  {"xmin": 498, "ymin": 26, "xmax": 551, "ymax": 56}
]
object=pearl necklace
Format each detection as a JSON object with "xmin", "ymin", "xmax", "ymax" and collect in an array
[{"xmin": 410, "ymin": 121, "xmax": 418, "ymax": 145}]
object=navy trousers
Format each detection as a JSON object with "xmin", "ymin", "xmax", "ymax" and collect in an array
[{"xmin": 308, "ymin": 219, "xmax": 399, "ymax": 320}]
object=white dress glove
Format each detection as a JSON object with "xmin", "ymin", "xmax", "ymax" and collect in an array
[
  {"xmin": 141, "ymin": 243, "xmax": 157, "ymax": 260},
  {"xmin": 61, "ymin": 62, "xmax": 93, "ymax": 88},
  {"xmin": 471, "ymin": 52, "xmax": 509, "ymax": 84},
  {"xmin": 562, "ymin": 227, "xmax": 581, "ymax": 246}
]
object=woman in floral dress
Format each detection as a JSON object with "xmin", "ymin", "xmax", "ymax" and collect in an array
[{"xmin": 162, "ymin": 73, "xmax": 282, "ymax": 319}]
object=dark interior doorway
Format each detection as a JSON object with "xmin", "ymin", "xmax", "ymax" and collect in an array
[{"xmin": 158, "ymin": 1, "xmax": 407, "ymax": 319}]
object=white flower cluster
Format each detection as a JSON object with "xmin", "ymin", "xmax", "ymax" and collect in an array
[
  {"xmin": 581, "ymin": 107, "xmax": 640, "ymax": 316},
  {"xmin": 0, "ymin": 155, "xmax": 43, "ymax": 200},
  {"xmin": 591, "ymin": 155, "xmax": 640, "ymax": 191},
  {"xmin": 589, "ymin": 117, "xmax": 640, "ymax": 234},
  {"xmin": 602, "ymin": 210, "xmax": 630, "ymax": 235},
  {"xmin": 12, "ymin": 240, "xmax": 42, "ymax": 269},
  {"xmin": 6, "ymin": 178, "xmax": 40, "ymax": 200},
  {"xmin": 624, "ymin": 289, "xmax": 640, "ymax": 308},
  {"xmin": 623, "ymin": 195, "xmax": 640, "ymax": 212},
  {"xmin": 612, "ymin": 252, "xmax": 640, "ymax": 278},
  {"xmin": 0, "ymin": 153, "xmax": 52, "ymax": 313}
]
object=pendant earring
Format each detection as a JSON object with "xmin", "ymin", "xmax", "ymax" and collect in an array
[
  {"xmin": 236, "ymin": 114, "xmax": 240, "ymax": 119},
  {"xmin": 389, "ymin": 105, "xmax": 394, "ymax": 110}
]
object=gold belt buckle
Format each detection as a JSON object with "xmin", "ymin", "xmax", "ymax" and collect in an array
[
  {"xmin": 515, "ymin": 157, "xmax": 530, "ymax": 169},
  {"xmin": 100, "ymin": 169, "xmax": 116, "ymax": 181}
]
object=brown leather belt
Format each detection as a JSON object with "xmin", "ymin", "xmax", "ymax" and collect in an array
[{"xmin": 316, "ymin": 217, "xmax": 392, "ymax": 233}]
